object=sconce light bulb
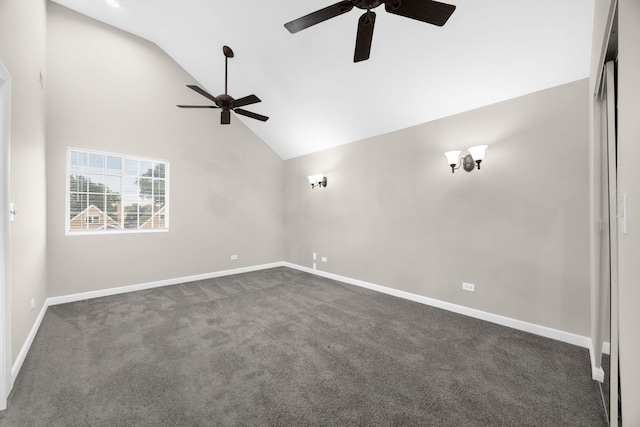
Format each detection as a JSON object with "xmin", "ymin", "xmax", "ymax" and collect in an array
[
  {"xmin": 444, "ymin": 151, "xmax": 461, "ymax": 165},
  {"xmin": 468, "ymin": 145, "xmax": 488, "ymax": 161}
]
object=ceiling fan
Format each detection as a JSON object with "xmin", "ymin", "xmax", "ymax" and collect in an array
[
  {"xmin": 177, "ymin": 46, "xmax": 268, "ymax": 125},
  {"xmin": 284, "ymin": 0, "xmax": 456, "ymax": 62}
]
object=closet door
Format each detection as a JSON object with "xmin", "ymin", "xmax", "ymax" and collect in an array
[{"xmin": 604, "ymin": 59, "xmax": 620, "ymax": 427}]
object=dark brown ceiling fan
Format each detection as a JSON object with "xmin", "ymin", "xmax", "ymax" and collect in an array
[
  {"xmin": 284, "ymin": 0, "xmax": 456, "ymax": 62},
  {"xmin": 177, "ymin": 46, "xmax": 268, "ymax": 125}
]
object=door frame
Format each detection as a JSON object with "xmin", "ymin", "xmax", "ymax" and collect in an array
[
  {"xmin": 605, "ymin": 59, "xmax": 620, "ymax": 427},
  {"xmin": 0, "ymin": 58, "xmax": 12, "ymax": 411}
]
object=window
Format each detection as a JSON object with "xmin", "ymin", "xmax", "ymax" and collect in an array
[{"xmin": 67, "ymin": 148, "xmax": 169, "ymax": 234}]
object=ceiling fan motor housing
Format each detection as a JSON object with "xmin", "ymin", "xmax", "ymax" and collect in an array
[
  {"xmin": 217, "ymin": 94, "xmax": 234, "ymax": 110},
  {"xmin": 355, "ymin": 0, "xmax": 383, "ymax": 10}
]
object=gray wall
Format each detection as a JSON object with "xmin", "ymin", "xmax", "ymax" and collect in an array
[
  {"xmin": 617, "ymin": 0, "xmax": 640, "ymax": 422},
  {"xmin": 46, "ymin": 4, "xmax": 283, "ymax": 297},
  {"xmin": 0, "ymin": 0, "xmax": 48, "ymax": 363},
  {"xmin": 285, "ymin": 79, "xmax": 591, "ymax": 336}
]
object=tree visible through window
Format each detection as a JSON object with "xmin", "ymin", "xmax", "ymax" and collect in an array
[{"xmin": 67, "ymin": 149, "xmax": 169, "ymax": 233}]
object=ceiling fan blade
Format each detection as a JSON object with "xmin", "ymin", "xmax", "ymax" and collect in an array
[
  {"xmin": 176, "ymin": 105, "xmax": 219, "ymax": 108},
  {"xmin": 233, "ymin": 94, "xmax": 261, "ymax": 108},
  {"xmin": 234, "ymin": 108, "xmax": 269, "ymax": 122},
  {"xmin": 285, "ymin": 1, "xmax": 355, "ymax": 33},
  {"xmin": 221, "ymin": 110, "xmax": 231, "ymax": 125},
  {"xmin": 187, "ymin": 85, "xmax": 219, "ymax": 104},
  {"xmin": 354, "ymin": 11, "xmax": 376, "ymax": 62},
  {"xmin": 384, "ymin": 0, "xmax": 455, "ymax": 26}
]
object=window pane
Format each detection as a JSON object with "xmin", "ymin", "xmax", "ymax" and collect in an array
[
  {"xmin": 138, "ymin": 177, "xmax": 152, "ymax": 199},
  {"xmin": 105, "ymin": 175, "xmax": 122, "ymax": 194},
  {"xmin": 81, "ymin": 176, "xmax": 89, "ymax": 192},
  {"xmin": 88, "ymin": 174, "xmax": 106, "ymax": 189},
  {"xmin": 70, "ymin": 151, "xmax": 89, "ymax": 173},
  {"xmin": 139, "ymin": 203, "xmax": 152, "ymax": 228},
  {"xmin": 153, "ymin": 180, "xmax": 165, "ymax": 198},
  {"xmin": 106, "ymin": 210, "xmax": 120, "ymax": 226},
  {"xmin": 70, "ymin": 151, "xmax": 79, "ymax": 166},
  {"xmin": 105, "ymin": 193, "xmax": 121, "ymax": 213},
  {"xmin": 154, "ymin": 163, "xmax": 165, "ymax": 178},
  {"xmin": 69, "ymin": 151, "xmax": 81, "ymax": 175},
  {"xmin": 122, "ymin": 193, "xmax": 138, "ymax": 205},
  {"xmin": 140, "ymin": 161, "xmax": 153, "ymax": 177},
  {"xmin": 69, "ymin": 175, "xmax": 80, "ymax": 192},
  {"xmin": 106, "ymin": 156, "xmax": 121, "ymax": 175},
  {"xmin": 69, "ymin": 192, "xmax": 88, "ymax": 231},
  {"xmin": 122, "ymin": 177, "xmax": 136, "ymax": 194},
  {"xmin": 155, "ymin": 196, "xmax": 165, "ymax": 209},
  {"xmin": 124, "ymin": 159, "xmax": 138, "ymax": 176},
  {"xmin": 88, "ymin": 193, "xmax": 105, "ymax": 211},
  {"xmin": 88, "ymin": 153, "xmax": 105, "ymax": 175},
  {"xmin": 78, "ymin": 152, "xmax": 89, "ymax": 171},
  {"xmin": 123, "ymin": 202, "xmax": 139, "ymax": 229},
  {"xmin": 69, "ymin": 192, "xmax": 87, "ymax": 217},
  {"xmin": 73, "ymin": 175, "xmax": 88, "ymax": 192}
]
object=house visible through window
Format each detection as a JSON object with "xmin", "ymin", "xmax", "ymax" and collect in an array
[
  {"xmin": 67, "ymin": 148, "xmax": 169, "ymax": 234},
  {"xmin": 86, "ymin": 215, "xmax": 100, "ymax": 224}
]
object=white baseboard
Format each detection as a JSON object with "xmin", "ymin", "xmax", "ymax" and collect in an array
[
  {"xmin": 285, "ymin": 262, "xmax": 611, "ymax": 382},
  {"xmin": 12, "ymin": 301, "xmax": 48, "ymax": 385},
  {"xmin": 47, "ymin": 262, "xmax": 285, "ymax": 306},
  {"xmin": 13, "ymin": 261, "xmax": 608, "ymax": 386},
  {"xmin": 592, "ymin": 365, "xmax": 606, "ymax": 382}
]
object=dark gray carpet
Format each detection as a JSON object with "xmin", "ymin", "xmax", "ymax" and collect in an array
[{"xmin": 0, "ymin": 267, "xmax": 608, "ymax": 426}]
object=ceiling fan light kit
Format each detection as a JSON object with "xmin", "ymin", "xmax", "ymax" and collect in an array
[
  {"xmin": 177, "ymin": 46, "xmax": 269, "ymax": 125},
  {"xmin": 284, "ymin": 0, "xmax": 456, "ymax": 62}
]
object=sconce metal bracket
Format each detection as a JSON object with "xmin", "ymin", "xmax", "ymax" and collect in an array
[{"xmin": 462, "ymin": 154, "xmax": 475, "ymax": 172}]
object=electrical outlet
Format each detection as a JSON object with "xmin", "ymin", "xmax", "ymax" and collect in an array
[
  {"xmin": 462, "ymin": 282, "xmax": 475, "ymax": 292},
  {"xmin": 313, "ymin": 262, "xmax": 317, "ymax": 270},
  {"xmin": 321, "ymin": 257, "xmax": 327, "ymax": 262},
  {"xmin": 313, "ymin": 252, "xmax": 317, "ymax": 260},
  {"xmin": 230, "ymin": 255, "xmax": 238, "ymax": 260},
  {"xmin": 30, "ymin": 298, "xmax": 35, "ymax": 310}
]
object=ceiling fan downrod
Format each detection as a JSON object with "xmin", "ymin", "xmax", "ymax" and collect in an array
[{"xmin": 223, "ymin": 45, "xmax": 234, "ymax": 95}]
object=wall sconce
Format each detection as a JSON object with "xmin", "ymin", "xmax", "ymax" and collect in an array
[
  {"xmin": 308, "ymin": 174, "xmax": 327, "ymax": 189},
  {"xmin": 444, "ymin": 145, "xmax": 488, "ymax": 173}
]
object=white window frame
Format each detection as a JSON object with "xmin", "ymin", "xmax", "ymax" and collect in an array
[{"xmin": 66, "ymin": 148, "xmax": 170, "ymax": 235}]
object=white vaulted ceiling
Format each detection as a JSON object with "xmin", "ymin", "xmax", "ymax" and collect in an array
[{"xmin": 50, "ymin": 0, "xmax": 595, "ymax": 159}]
